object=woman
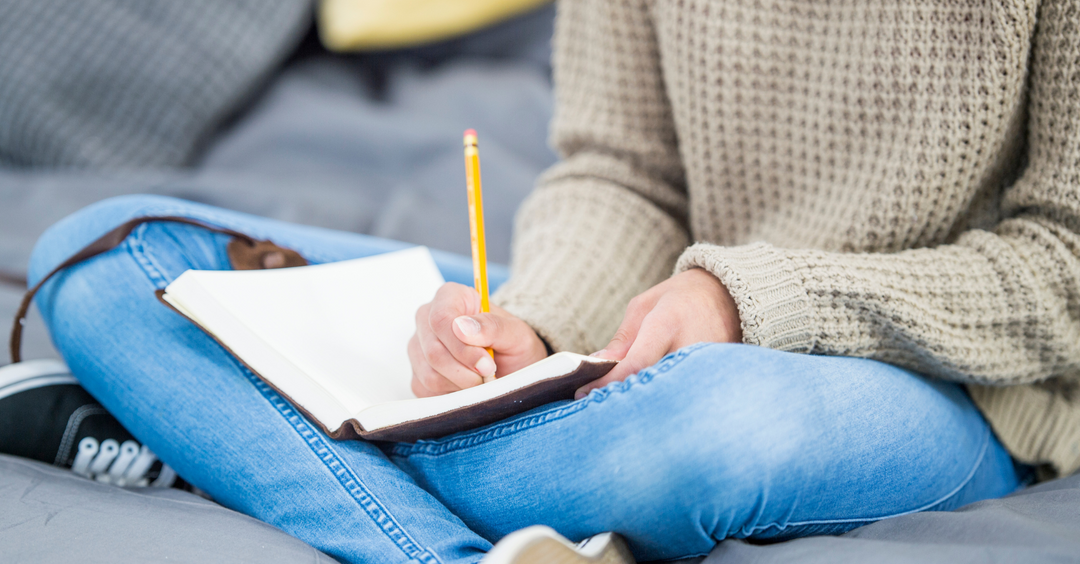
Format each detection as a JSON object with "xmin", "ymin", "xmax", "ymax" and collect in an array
[{"xmin": 27, "ymin": 0, "xmax": 1079, "ymax": 562}]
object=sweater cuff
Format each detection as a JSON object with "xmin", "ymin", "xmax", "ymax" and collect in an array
[{"xmin": 675, "ymin": 242, "xmax": 816, "ymax": 353}]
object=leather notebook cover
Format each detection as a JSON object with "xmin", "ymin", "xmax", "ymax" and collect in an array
[{"xmin": 156, "ymin": 290, "xmax": 616, "ymax": 443}]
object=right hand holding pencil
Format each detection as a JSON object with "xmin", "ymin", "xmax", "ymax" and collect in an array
[{"xmin": 409, "ymin": 282, "xmax": 547, "ymax": 398}]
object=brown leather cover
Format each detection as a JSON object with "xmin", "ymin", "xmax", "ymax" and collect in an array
[
  {"xmin": 156, "ymin": 290, "xmax": 616, "ymax": 442},
  {"xmin": 227, "ymin": 239, "xmax": 308, "ymax": 270}
]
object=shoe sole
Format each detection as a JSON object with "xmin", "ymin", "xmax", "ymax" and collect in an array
[
  {"xmin": 0, "ymin": 359, "xmax": 75, "ymax": 401},
  {"xmin": 485, "ymin": 526, "xmax": 636, "ymax": 564}
]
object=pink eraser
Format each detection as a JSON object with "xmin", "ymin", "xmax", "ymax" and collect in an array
[{"xmin": 464, "ymin": 129, "xmax": 477, "ymax": 137}]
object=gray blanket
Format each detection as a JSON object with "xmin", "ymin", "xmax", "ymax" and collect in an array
[{"xmin": 3, "ymin": 452, "xmax": 1078, "ymax": 564}]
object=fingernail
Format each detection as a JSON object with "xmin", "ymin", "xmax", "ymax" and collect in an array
[
  {"xmin": 574, "ymin": 388, "xmax": 588, "ymax": 400},
  {"xmin": 455, "ymin": 316, "xmax": 481, "ymax": 336},
  {"xmin": 589, "ymin": 349, "xmax": 607, "ymax": 358},
  {"xmin": 475, "ymin": 354, "xmax": 496, "ymax": 377}
]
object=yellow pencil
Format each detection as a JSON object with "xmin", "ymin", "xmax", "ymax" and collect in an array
[{"xmin": 463, "ymin": 129, "xmax": 495, "ymax": 376}]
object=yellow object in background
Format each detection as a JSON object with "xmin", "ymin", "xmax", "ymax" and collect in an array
[{"xmin": 319, "ymin": 0, "xmax": 552, "ymax": 51}]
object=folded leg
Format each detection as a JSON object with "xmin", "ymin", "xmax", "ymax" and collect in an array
[
  {"xmin": 29, "ymin": 195, "xmax": 505, "ymax": 564},
  {"xmin": 391, "ymin": 342, "xmax": 1022, "ymax": 561}
]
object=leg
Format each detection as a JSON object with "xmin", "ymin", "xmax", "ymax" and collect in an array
[
  {"xmin": 29, "ymin": 195, "xmax": 506, "ymax": 564},
  {"xmin": 390, "ymin": 343, "xmax": 1021, "ymax": 562}
]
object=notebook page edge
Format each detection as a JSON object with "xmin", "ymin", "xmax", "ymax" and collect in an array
[
  {"xmin": 164, "ymin": 274, "xmax": 354, "ymax": 432},
  {"xmin": 187, "ymin": 247, "xmax": 443, "ymax": 410},
  {"xmin": 353, "ymin": 352, "xmax": 598, "ymax": 431}
]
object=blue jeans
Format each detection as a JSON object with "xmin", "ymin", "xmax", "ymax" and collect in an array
[{"xmin": 29, "ymin": 195, "xmax": 1022, "ymax": 564}]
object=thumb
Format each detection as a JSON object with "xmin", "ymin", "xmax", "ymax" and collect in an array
[
  {"xmin": 594, "ymin": 292, "xmax": 659, "ymax": 361},
  {"xmin": 576, "ymin": 320, "xmax": 672, "ymax": 399},
  {"xmin": 452, "ymin": 312, "xmax": 527, "ymax": 355}
]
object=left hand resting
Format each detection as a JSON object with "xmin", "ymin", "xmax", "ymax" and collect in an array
[{"xmin": 578, "ymin": 268, "xmax": 742, "ymax": 398}]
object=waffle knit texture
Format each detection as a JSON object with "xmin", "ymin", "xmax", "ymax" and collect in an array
[
  {"xmin": 0, "ymin": 0, "xmax": 311, "ymax": 168},
  {"xmin": 493, "ymin": 0, "xmax": 1080, "ymax": 476}
]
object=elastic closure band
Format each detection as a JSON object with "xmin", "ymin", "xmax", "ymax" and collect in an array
[{"xmin": 10, "ymin": 215, "xmax": 306, "ymax": 364}]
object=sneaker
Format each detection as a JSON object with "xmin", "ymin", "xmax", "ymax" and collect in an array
[
  {"xmin": 0, "ymin": 359, "xmax": 191, "ymax": 489},
  {"xmin": 483, "ymin": 526, "xmax": 636, "ymax": 564}
]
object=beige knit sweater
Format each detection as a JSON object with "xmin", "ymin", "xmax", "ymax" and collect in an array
[{"xmin": 492, "ymin": 0, "xmax": 1080, "ymax": 476}]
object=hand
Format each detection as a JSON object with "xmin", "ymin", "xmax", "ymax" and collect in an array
[
  {"xmin": 409, "ymin": 282, "xmax": 548, "ymax": 397},
  {"xmin": 579, "ymin": 268, "xmax": 741, "ymax": 398}
]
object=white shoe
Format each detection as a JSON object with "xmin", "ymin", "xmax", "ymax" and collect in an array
[{"xmin": 483, "ymin": 526, "xmax": 636, "ymax": 564}]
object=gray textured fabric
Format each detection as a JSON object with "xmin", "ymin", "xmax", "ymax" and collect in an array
[
  {"xmin": 0, "ymin": 454, "xmax": 335, "ymax": 563},
  {"xmin": 0, "ymin": 0, "xmax": 311, "ymax": 168}
]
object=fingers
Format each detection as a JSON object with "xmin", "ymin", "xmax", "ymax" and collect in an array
[
  {"xmin": 594, "ymin": 290, "xmax": 661, "ymax": 361},
  {"xmin": 427, "ymin": 305, "xmax": 499, "ymax": 381},
  {"xmin": 410, "ymin": 285, "xmax": 491, "ymax": 394},
  {"xmin": 409, "ymin": 282, "xmax": 550, "ymax": 396},
  {"xmin": 409, "ymin": 333, "xmax": 481, "ymax": 397},
  {"xmin": 575, "ymin": 310, "xmax": 674, "ymax": 399},
  {"xmin": 451, "ymin": 312, "xmax": 519, "ymax": 351}
]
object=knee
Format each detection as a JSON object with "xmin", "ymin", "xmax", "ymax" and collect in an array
[
  {"xmin": 28, "ymin": 194, "xmax": 189, "ymax": 285},
  {"xmin": 588, "ymin": 345, "xmax": 818, "ymax": 530}
]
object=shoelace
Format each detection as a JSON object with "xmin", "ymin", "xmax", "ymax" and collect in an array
[{"xmin": 70, "ymin": 436, "xmax": 177, "ymax": 487}]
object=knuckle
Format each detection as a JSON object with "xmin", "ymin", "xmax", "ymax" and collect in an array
[
  {"xmin": 429, "ymin": 308, "xmax": 455, "ymax": 329},
  {"xmin": 481, "ymin": 313, "xmax": 503, "ymax": 337},
  {"xmin": 415, "ymin": 364, "xmax": 439, "ymax": 390},
  {"xmin": 429, "ymin": 374, "xmax": 459, "ymax": 395},
  {"xmin": 435, "ymin": 282, "xmax": 460, "ymax": 299},
  {"xmin": 416, "ymin": 364, "xmax": 455, "ymax": 395},
  {"xmin": 425, "ymin": 340, "xmax": 454, "ymax": 367},
  {"xmin": 611, "ymin": 328, "xmax": 633, "ymax": 345}
]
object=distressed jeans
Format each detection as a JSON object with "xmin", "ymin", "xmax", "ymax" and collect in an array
[{"xmin": 28, "ymin": 195, "xmax": 1022, "ymax": 563}]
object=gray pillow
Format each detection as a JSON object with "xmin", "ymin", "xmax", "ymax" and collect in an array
[
  {"xmin": 0, "ymin": 0, "xmax": 310, "ymax": 168},
  {"xmin": 0, "ymin": 454, "xmax": 334, "ymax": 563}
]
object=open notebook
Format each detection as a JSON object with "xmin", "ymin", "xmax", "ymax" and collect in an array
[{"xmin": 158, "ymin": 247, "xmax": 615, "ymax": 442}]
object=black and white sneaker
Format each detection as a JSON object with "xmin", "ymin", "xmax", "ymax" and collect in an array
[
  {"xmin": 483, "ymin": 526, "xmax": 636, "ymax": 564},
  {"xmin": 0, "ymin": 359, "xmax": 192, "ymax": 489}
]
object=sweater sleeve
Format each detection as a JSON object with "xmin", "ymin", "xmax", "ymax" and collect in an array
[
  {"xmin": 491, "ymin": 0, "xmax": 690, "ymax": 354},
  {"xmin": 675, "ymin": 0, "xmax": 1080, "ymax": 387}
]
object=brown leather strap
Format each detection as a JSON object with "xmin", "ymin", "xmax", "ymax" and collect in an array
[{"xmin": 10, "ymin": 216, "xmax": 307, "ymax": 364}]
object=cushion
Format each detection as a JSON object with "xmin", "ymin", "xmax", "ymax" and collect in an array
[{"xmin": 0, "ymin": 454, "xmax": 334, "ymax": 563}]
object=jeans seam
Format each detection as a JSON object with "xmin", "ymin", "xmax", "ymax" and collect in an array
[
  {"xmin": 739, "ymin": 421, "xmax": 993, "ymax": 537},
  {"xmin": 126, "ymin": 218, "xmax": 443, "ymax": 564},
  {"xmin": 245, "ymin": 367, "xmax": 443, "ymax": 564},
  {"xmin": 392, "ymin": 343, "xmax": 713, "ymax": 458}
]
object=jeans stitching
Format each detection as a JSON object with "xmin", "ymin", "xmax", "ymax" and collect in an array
[
  {"xmin": 126, "ymin": 217, "xmax": 443, "ymax": 564},
  {"xmin": 243, "ymin": 367, "xmax": 443, "ymax": 564},
  {"xmin": 127, "ymin": 225, "xmax": 175, "ymax": 289},
  {"xmin": 392, "ymin": 343, "xmax": 713, "ymax": 458},
  {"xmin": 738, "ymin": 420, "xmax": 993, "ymax": 537}
]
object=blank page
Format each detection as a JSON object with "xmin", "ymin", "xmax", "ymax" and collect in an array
[{"xmin": 173, "ymin": 247, "xmax": 444, "ymax": 414}]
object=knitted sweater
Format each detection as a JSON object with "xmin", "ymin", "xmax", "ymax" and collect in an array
[{"xmin": 493, "ymin": 0, "xmax": 1080, "ymax": 476}]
